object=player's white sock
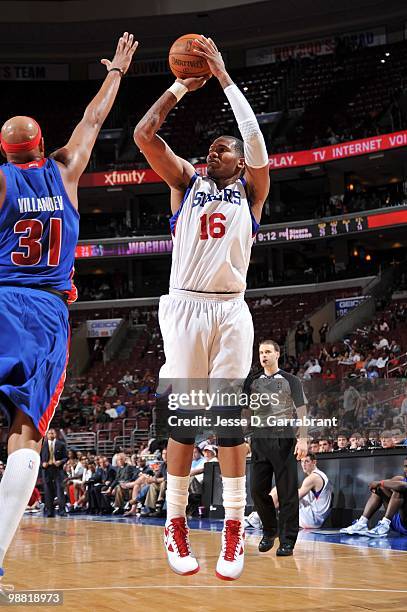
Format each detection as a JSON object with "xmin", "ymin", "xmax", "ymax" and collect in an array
[
  {"xmin": 0, "ymin": 449, "xmax": 40, "ymax": 567},
  {"xmin": 222, "ymin": 476, "xmax": 246, "ymax": 522},
  {"xmin": 166, "ymin": 474, "xmax": 190, "ymax": 521},
  {"xmin": 382, "ymin": 517, "xmax": 391, "ymax": 527},
  {"xmin": 359, "ymin": 516, "xmax": 368, "ymax": 526}
]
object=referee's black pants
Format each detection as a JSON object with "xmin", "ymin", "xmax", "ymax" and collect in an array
[{"xmin": 250, "ymin": 436, "xmax": 299, "ymax": 545}]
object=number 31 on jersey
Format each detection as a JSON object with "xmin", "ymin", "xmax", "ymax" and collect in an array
[{"xmin": 11, "ymin": 218, "xmax": 62, "ymax": 267}]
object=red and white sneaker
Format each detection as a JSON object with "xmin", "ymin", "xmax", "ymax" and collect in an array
[
  {"xmin": 164, "ymin": 517, "xmax": 200, "ymax": 576},
  {"xmin": 215, "ymin": 519, "xmax": 245, "ymax": 581}
]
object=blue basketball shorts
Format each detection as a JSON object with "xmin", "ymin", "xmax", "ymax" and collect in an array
[
  {"xmin": 391, "ymin": 511, "xmax": 407, "ymax": 536},
  {"xmin": 0, "ymin": 286, "xmax": 70, "ymax": 436}
]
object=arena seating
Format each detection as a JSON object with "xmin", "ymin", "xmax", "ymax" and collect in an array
[{"xmin": 2, "ymin": 40, "xmax": 406, "ymax": 167}]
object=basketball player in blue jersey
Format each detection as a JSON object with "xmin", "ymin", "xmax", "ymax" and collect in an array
[
  {"xmin": 134, "ymin": 36, "xmax": 270, "ymax": 580},
  {"xmin": 0, "ymin": 33, "xmax": 138, "ymax": 591}
]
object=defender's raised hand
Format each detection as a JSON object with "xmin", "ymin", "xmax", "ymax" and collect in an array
[{"xmin": 101, "ymin": 32, "xmax": 139, "ymax": 75}]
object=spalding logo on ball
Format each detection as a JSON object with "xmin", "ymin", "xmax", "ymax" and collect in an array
[{"xmin": 169, "ymin": 34, "xmax": 210, "ymax": 79}]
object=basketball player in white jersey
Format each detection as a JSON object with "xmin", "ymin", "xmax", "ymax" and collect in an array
[
  {"xmin": 134, "ymin": 36, "xmax": 269, "ymax": 580},
  {"xmin": 247, "ymin": 453, "xmax": 332, "ymax": 531},
  {"xmin": 287, "ymin": 453, "xmax": 332, "ymax": 529}
]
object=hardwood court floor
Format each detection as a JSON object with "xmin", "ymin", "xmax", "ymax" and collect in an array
[{"xmin": 3, "ymin": 516, "xmax": 407, "ymax": 611}]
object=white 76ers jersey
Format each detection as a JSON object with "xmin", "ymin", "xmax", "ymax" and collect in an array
[{"xmin": 169, "ymin": 174, "xmax": 259, "ymax": 293}]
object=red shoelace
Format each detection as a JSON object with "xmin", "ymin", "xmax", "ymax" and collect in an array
[
  {"xmin": 169, "ymin": 517, "xmax": 190, "ymax": 558},
  {"xmin": 223, "ymin": 520, "xmax": 242, "ymax": 561}
]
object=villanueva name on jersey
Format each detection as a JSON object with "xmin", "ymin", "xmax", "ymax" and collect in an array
[{"xmin": 17, "ymin": 195, "xmax": 64, "ymax": 214}]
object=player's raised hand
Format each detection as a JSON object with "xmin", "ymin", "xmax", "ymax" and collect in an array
[
  {"xmin": 192, "ymin": 36, "xmax": 226, "ymax": 79},
  {"xmin": 175, "ymin": 75, "xmax": 210, "ymax": 92},
  {"xmin": 101, "ymin": 32, "xmax": 139, "ymax": 75}
]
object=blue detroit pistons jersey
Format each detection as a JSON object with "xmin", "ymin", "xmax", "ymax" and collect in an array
[
  {"xmin": 0, "ymin": 158, "xmax": 79, "ymax": 302},
  {"xmin": 169, "ymin": 174, "xmax": 259, "ymax": 293}
]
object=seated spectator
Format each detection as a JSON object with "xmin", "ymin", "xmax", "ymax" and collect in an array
[
  {"xmin": 74, "ymin": 461, "xmax": 97, "ymax": 511},
  {"xmin": 318, "ymin": 439, "xmax": 332, "ymax": 453},
  {"xmin": 102, "ymin": 453, "xmax": 136, "ymax": 514},
  {"xmin": 103, "ymin": 384, "xmax": 118, "ymax": 398},
  {"xmin": 380, "ymin": 430, "xmax": 396, "ymax": 449},
  {"xmin": 349, "ymin": 432, "xmax": 361, "ymax": 450},
  {"xmin": 80, "ymin": 382, "xmax": 97, "ymax": 400},
  {"xmin": 64, "ymin": 456, "xmax": 86, "ymax": 506},
  {"xmin": 355, "ymin": 353, "xmax": 367, "ymax": 371},
  {"xmin": 105, "ymin": 400, "xmax": 127, "ymax": 419},
  {"xmin": 140, "ymin": 449, "xmax": 168, "ymax": 517},
  {"xmin": 338, "ymin": 351, "xmax": 353, "ymax": 365},
  {"xmin": 374, "ymin": 336, "xmax": 389, "ymax": 350},
  {"xmin": 189, "ymin": 445, "xmax": 218, "ymax": 495},
  {"xmin": 357, "ymin": 434, "xmax": 368, "ymax": 450},
  {"xmin": 376, "ymin": 353, "xmax": 389, "ymax": 371},
  {"xmin": 368, "ymin": 431, "xmax": 381, "ymax": 448},
  {"xmin": 389, "ymin": 339, "xmax": 401, "ymax": 354},
  {"xmin": 309, "ymin": 440, "xmax": 320, "ymax": 454},
  {"xmin": 392, "ymin": 429, "xmax": 407, "ymax": 447},
  {"xmin": 119, "ymin": 371, "xmax": 134, "ymax": 384},
  {"xmin": 350, "ymin": 349, "xmax": 362, "ymax": 363},
  {"xmin": 340, "ymin": 457, "xmax": 407, "ymax": 538},
  {"xmin": 88, "ymin": 456, "xmax": 117, "ymax": 514},
  {"xmin": 336, "ymin": 433, "xmax": 349, "ymax": 451},
  {"xmin": 191, "ymin": 446, "xmax": 205, "ymax": 471},
  {"xmin": 123, "ymin": 458, "xmax": 156, "ymax": 517},
  {"xmin": 304, "ymin": 359, "xmax": 322, "ymax": 379}
]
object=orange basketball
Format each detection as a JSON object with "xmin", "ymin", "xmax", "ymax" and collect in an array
[{"xmin": 168, "ymin": 34, "xmax": 210, "ymax": 79}]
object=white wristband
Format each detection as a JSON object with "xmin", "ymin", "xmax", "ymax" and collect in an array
[{"xmin": 168, "ymin": 82, "xmax": 188, "ymax": 102}]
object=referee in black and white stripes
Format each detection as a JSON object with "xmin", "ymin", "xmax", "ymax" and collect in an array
[{"xmin": 244, "ymin": 339, "xmax": 308, "ymax": 556}]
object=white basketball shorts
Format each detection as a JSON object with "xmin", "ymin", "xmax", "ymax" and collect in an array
[{"xmin": 158, "ymin": 289, "xmax": 254, "ymax": 385}]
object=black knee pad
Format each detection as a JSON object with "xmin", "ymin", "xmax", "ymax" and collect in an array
[
  {"xmin": 211, "ymin": 406, "xmax": 245, "ymax": 446},
  {"xmin": 217, "ymin": 436, "xmax": 245, "ymax": 447},
  {"xmin": 169, "ymin": 433, "xmax": 196, "ymax": 446}
]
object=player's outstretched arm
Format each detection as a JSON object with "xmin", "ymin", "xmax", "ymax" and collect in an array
[
  {"xmin": 52, "ymin": 32, "xmax": 138, "ymax": 185},
  {"xmin": 133, "ymin": 76, "xmax": 208, "ymax": 203},
  {"xmin": 193, "ymin": 36, "xmax": 270, "ymax": 222}
]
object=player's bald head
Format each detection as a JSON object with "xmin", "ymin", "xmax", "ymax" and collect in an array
[
  {"xmin": 0, "ymin": 116, "xmax": 43, "ymax": 160},
  {"xmin": 1, "ymin": 116, "xmax": 40, "ymax": 144}
]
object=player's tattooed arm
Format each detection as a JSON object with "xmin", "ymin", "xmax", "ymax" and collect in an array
[{"xmin": 134, "ymin": 76, "xmax": 207, "ymax": 200}]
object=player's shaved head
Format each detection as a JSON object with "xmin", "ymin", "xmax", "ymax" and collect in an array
[
  {"xmin": 217, "ymin": 135, "xmax": 244, "ymax": 158},
  {"xmin": 1, "ymin": 116, "xmax": 40, "ymax": 145},
  {"xmin": 0, "ymin": 115, "xmax": 43, "ymax": 160}
]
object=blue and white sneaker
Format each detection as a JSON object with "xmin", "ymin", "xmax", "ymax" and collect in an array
[
  {"xmin": 244, "ymin": 511, "xmax": 262, "ymax": 530},
  {"xmin": 0, "ymin": 568, "xmax": 14, "ymax": 596},
  {"xmin": 340, "ymin": 518, "xmax": 369, "ymax": 535},
  {"xmin": 366, "ymin": 519, "xmax": 390, "ymax": 538}
]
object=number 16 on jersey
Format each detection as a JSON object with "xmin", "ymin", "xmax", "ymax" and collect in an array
[{"xmin": 199, "ymin": 213, "xmax": 226, "ymax": 240}]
